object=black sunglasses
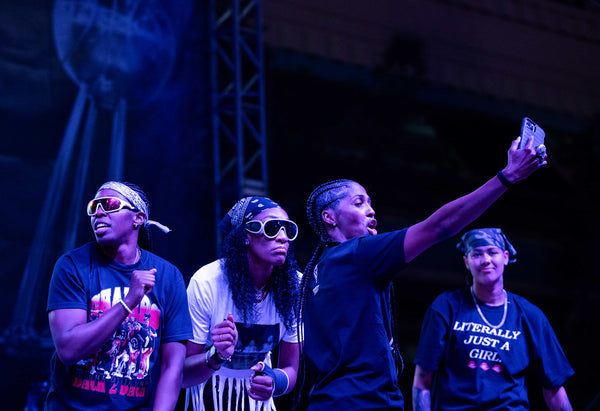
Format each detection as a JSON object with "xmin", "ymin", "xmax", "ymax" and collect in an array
[{"xmin": 245, "ymin": 219, "xmax": 298, "ymax": 241}]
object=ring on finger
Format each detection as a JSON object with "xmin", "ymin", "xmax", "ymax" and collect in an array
[{"xmin": 536, "ymin": 144, "xmax": 546, "ymax": 159}]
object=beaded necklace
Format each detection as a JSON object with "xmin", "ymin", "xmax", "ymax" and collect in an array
[{"xmin": 470, "ymin": 286, "xmax": 508, "ymax": 329}]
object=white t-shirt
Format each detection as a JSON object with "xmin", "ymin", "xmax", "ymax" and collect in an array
[{"xmin": 185, "ymin": 259, "xmax": 299, "ymax": 411}]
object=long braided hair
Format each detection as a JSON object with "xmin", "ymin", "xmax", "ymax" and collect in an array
[
  {"xmin": 297, "ymin": 179, "xmax": 355, "ymax": 335},
  {"xmin": 122, "ymin": 182, "xmax": 153, "ymax": 252},
  {"xmin": 294, "ymin": 179, "xmax": 355, "ymax": 408},
  {"xmin": 221, "ymin": 217, "xmax": 300, "ymax": 329},
  {"xmin": 294, "ymin": 179, "xmax": 405, "ymax": 408}
]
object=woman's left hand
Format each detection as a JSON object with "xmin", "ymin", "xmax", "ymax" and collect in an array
[{"xmin": 249, "ymin": 362, "xmax": 274, "ymax": 401}]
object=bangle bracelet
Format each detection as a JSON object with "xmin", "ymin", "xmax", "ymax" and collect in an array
[
  {"xmin": 118, "ymin": 299, "xmax": 133, "ymax": 314},
  {"xmin": 496, "ymin": 171, "xmax": 512, "ymax": 188}
]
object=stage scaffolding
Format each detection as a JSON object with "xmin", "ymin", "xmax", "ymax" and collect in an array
[{"xmin": 209, "ymin": 0, "xmax": 268, "ymax": 249}]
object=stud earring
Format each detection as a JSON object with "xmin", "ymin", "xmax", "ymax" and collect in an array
[
  {"xmin": 133, "ymin": 223, "xmax": 139, "ymax": 229},
  {"xmin": 245, "ymin": 239, "xmax": 250, "ymax": 245}
]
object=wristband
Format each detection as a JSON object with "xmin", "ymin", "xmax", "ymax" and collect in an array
[
  {"xmin": 206, "ymin": 346, "xmax": 223, "ymax": 371},
  {"xmin": 118, "ymin": 299, "xmax": 132, "ymax": 314},
  {"xmin": 257, "ymin": 363, "xmax": 289, "ymax": 397},
  {"xmin": 496, "ymin": 171, "xmax": 513, "ymax": 188}
]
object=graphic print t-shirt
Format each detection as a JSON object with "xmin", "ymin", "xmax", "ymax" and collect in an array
[
  {"xmin": 413, "ymin": 287, "xmax": 574, "ymax": 411},
  {"xmin": 187, "ymin": 260, "xmax": 298, "ymax": 375},
  {"xmin": 46, "ymin": 242, "xmax": 192, "ymax": 410}
]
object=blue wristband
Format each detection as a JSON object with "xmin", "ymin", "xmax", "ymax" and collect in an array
[
  {"xmin": 257, "ymin": 363, "xmax": 289, "ymax": 397},
  {"xmin": 496, "ymin": 170, "xmax": 513, "ymax": 187}
]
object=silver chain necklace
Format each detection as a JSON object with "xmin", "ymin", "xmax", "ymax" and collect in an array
[
  {"xmin": 470, "ymin": 286, "xmax": 508, "ymax": 329},
  {"xmin": 256, "ymin": 284, "xmax": 269, "ymax": 303}
]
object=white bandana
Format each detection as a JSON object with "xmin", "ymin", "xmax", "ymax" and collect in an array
[{"xmin": 97, "ymin": 181, "xmax": 171, "ymax": 233}]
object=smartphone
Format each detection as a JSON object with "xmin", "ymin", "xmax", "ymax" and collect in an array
[{"xmin": 519, "ymin": 117, "xmax": 545, "ymax": 149}]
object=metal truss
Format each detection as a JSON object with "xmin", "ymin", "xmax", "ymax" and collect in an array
[{"xmin": 209, "ymin": 0, "xmax": 268, "ymax": 248}]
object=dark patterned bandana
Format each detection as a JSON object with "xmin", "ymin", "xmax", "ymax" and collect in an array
[
  {"xmin": 456, "ymin": 228, "xmax": 517, "ymax": 263},
  {"xmin": 218, "ymin": 196, "xmax": 280, "ymax": 235}
]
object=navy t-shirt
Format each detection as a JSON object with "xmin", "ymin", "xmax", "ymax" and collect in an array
[
  {"xmin": 304, "ymin": 229, "xmax": 408, "ymax": 410},
  {"xmin": 45, "ymin": 242, "xmax": 192, "ymax": 410},
  {"xmin": 414, "ymin": 287, "xmax": 574, "ymax": 410}
]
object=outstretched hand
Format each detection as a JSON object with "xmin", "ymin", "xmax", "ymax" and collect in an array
[
  {"xmin": 211, "ymin": 313, "xmax": 237, "ymax": 360},
  {"xmin": 501, "ymin": 135, "xmax": 547, "ymax": 183}
]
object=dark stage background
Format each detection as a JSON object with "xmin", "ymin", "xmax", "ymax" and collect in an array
[{"xmin": 1, "ymin": 0, "xmax": 599, "ymax": 410}]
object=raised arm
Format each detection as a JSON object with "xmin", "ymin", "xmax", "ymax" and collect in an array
[
  {"xmin": 48, "ymin": 268, "xmax": 156, "ymax": 365},
  {"xmin": 404, "ymin": 136, "xmax": 545, "ymax": 262}
]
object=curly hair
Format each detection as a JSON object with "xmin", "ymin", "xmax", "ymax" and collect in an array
[{"xmin": 221, "ymin": 225, "xmax": 300, "ymax": 329}]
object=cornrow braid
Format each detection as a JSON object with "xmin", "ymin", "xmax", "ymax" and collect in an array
[
  {"xmin": 138, "ymin": 225, "xmax": 153, "ymax": 252},
  {"xmin": 122, "ymin": 182, "xmax": 153, "ymax": 252},
  {"xmin": 306, "ymin": 179, "xmax": 355, "ymax": 242},
  {"xmin": 296, "ymin": 242, "xmax": 324, "ymax": 343},
  {"xmin": 294, "ymin": 179, "xmax": 355, "ymax": 409},
  {"xmin": 294, "ymin": 241, "xmax": 325, "ymax": 410},
  {"xmin": 300, "ymin": 179, "xmax": 354, "ymax": 324}
]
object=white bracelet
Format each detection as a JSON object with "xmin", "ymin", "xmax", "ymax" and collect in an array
[{"xmin": 118, "ymin": 299, "xmax": 132, "ymax": 314}]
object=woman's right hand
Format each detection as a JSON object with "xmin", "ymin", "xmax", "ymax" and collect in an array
[
  {"xmin": 125, "ymin": 268, "xmax": 157, "ymax": 308},
  {"xmin": 501, "ymin": 135, "xmax": 547, "ymax": 184},
  {"xmin": 211, "ymin": 313, "xmax": 238, "ymax": 359}
]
